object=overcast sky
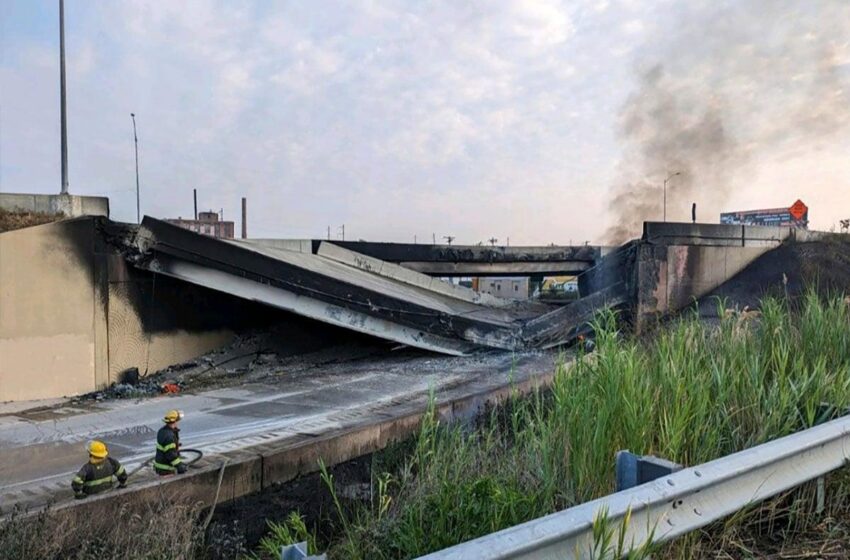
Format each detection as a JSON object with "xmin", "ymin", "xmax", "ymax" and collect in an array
[{"xmin": 2, "ymin": 0, "xmax": 848, "ymax": 243}]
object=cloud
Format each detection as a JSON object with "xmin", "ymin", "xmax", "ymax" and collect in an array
[{"xmin": 2, "ymin": 0, "xmax": 846, "ymax": 243}]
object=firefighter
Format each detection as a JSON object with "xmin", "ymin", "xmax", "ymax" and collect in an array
[
  {"xmin": 154, "ymin": 409, "xmax": 187, "ymax": 475},
  {"xmin": 71, "ymin": 440, "xmax": 128, "ymax": 499}
]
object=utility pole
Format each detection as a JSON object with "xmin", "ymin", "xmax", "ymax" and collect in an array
[
  {"xmin": 59, "ymin": 0, "xmax": 69, "ymax": 194},
  {"xmin": 193, "ymin": 189, "xmax": 198, "ymax": 220},
  {"xmin": 488, "ymin": 237, "xmax": 498, "ymax": 246},
  {"xmin": 131, "ymin": 113, "xmax": 140, "ymax": 223},
  {"xmin": 443, "ymin": 235, "xmax": 455, "ymax": 245},
  {"xmin": 338, "ymin": 224, "xmax": 345, "ymax": 241},
  {"xmin": 432, "ymin": 233, "xmax": 436, "ymax": 244},
  {"xmin": 663, "ymin": 171, "xmax": 681, "ymax": 222},
  {"xmin": 327, "ymin": 226, "xmax": 331, "ymax": 240}
]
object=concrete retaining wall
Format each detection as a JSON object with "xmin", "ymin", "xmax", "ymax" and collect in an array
[
  {"xmin": 628, "ymin": 222, "xmax": 818, "ymax": 330},
  {"xmin": 0, "ymin": 218, "xmax": 252, "ymax": 401},
  {"xmin": 0, "ymin": 192, "xmax": 109, "ymax": 218},
  {"xmin": 634, "ymin": 243, "xmax": 774, "ymax": 329},
  {"xmin": 0, "ymin": 219, "xmax": 109, "ymax": 401}
]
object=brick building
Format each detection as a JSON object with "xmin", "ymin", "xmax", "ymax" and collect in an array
[{"xmin": 165, "ymin": 211, "xmax": 234, "ymax": 238}]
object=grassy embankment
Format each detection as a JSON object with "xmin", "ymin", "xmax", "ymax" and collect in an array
[
  {"xmin": 0, "ymin": 208, "xmax": 62, "ymax": 233},
  {"xmin": 260, "ymin": 291, "xmax": 850, "ymax": 559}
]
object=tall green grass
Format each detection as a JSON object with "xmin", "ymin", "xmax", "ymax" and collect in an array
[{"xmin": 262, "ymin": 292, "xmax": 850, "ymax": 559}]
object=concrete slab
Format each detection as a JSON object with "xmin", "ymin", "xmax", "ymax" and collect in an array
[
  {"xmin": 316, "ymin": 242, "xmax": 513, "ymax": 307},
  {"xmin": 135, "ymin": 217, "xmax": 563, "ymax": 354}
]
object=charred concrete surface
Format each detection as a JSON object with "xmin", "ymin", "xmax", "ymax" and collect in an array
[
  {"xmin": 0, "ymin": 217, "xmax": 318, "ymax": 402},
  {"xmin": 628, "ymin": 222, "xmax": 836, "ymax": 330},
  {"xmin": 247, "ymin": 238, "xmax": 603, "ymax": 277},
  {"xmin": 132, "ymin": 217, "xmax": 600, "ymax": 355},
  {"xmin": 0, "ymin": 349, "xmax": 561, "ymax": 519},
  {"xmin": 0, "ymin": 217, "xmax": 358, "ymax": 400}
]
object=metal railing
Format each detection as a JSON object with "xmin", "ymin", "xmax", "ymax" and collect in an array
[{"xmin": 416, "ymin": 415, "xmax": 850, "ymax": 560}]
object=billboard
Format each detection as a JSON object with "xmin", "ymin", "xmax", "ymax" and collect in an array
[{"xmin": 720, "ymin": 199, "xmax": 808, "ymax": 228}]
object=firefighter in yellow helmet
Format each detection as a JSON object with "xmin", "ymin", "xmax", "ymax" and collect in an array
[
  {"xmin": 71, "ymin": 440, "xmax": 128, "ymax": 499},
  {"xmin": 154, "ymin": 409, "xmax": 187, "ymax": 475}
]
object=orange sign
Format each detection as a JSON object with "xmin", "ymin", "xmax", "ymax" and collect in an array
[{"xmin": 788, "ymin": 199, "xmax": 808, "ymax": 221}]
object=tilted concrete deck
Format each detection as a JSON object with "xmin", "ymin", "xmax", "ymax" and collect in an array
[
  {"xmin": 134, "ymin": 217, "xmax": 586, "ymax": 355},
  {"xmin": 0, "ymin": 350, "xmax": 562, "ymax": 517}
]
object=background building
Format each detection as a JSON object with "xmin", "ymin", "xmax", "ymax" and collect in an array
[
  {"xmin": 166, "ymin": 211, "xmax": 234, "ymax": 238},
  {"xmin": 474, "ymin": 277, "xmax": 530, "ymax": 300}
]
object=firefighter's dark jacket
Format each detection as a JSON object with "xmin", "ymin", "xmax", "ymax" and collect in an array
[
  {"xmin": 71, "ymin": 457, "xmax": 127, "ymax": 496},
  {"xmin": 154, "ymin": 424, "xmax": 184, "ymax": 474}
]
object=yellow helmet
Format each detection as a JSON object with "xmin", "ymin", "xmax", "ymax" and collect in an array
[
  {"xmin": 163, "ymin": 409, "xmax": 184, "ymax": 423},
  {"xmin": 88, "ymin": 440, "xmax": 108, "ymax": 458}
]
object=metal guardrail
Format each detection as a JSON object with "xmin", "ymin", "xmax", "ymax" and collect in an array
[{"xmin": 416, "ymin": 415, "xmax": 850, "ymax": 560}]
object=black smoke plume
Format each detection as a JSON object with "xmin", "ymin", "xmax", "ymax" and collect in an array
[{"xmin": 606, "ymin": 0, "xmax": 850, "ymax": 243}]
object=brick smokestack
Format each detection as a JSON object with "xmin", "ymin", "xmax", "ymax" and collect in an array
[{"xmin": 241, "ymin": 197, "xmax": 247, "ymax": 239}]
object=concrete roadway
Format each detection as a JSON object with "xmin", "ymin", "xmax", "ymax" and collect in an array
[{"xmin": 0, "ymin": 350, "xmax": 559, "ymax": 513}]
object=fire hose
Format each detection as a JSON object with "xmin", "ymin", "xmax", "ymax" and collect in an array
[{"xmin": 125, "ymin": 448, "xmax": 204, "ymax": 478}]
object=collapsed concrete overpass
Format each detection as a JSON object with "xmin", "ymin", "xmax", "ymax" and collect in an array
[
  {"xmin": 1, "ymin": 215, "xmax": 619, "ymax": 401},
  {"xmin": 2, "ymin": 213, "xmax": 823, "ymax": 402},
  {"xmin": 133, "ymin": 218, "xmax": 612, "ymax": 356}
]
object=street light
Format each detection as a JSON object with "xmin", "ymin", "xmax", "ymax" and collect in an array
[
  {"xmin": 131, "ymin": 113, "xmax": 140, "ymax": 224},
  {"xmin": 59, "ymin": 0, "xmax": 69, "ymax": 194},
  {"xmin": 663, "ymin": 171, "xmax": 681, "ymax": 222}
]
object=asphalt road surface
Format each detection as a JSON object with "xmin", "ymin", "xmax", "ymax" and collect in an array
[{"xmin": 0, "ymin": 349, "xmax": 558, "ymax": 513}]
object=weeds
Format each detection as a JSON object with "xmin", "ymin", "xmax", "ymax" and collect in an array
[
  {"xmin": 266, "ymin": 291, "xmax": 849, "ymax": 559},
  {"xmin": 254, "ymin": 513, "xmax": 316, "ymax": 559},
  {"xmin": 0, "ymin": 498, "xmax": 205, "ymax": 560}
]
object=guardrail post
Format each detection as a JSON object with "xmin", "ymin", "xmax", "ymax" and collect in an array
[
  {"xmin": 615, "ymin": 450, "xmax": 683, "ymax": 491},
  {"xmin": 281, "ymin": 542, "xmax": 326, "ymax": 560}
]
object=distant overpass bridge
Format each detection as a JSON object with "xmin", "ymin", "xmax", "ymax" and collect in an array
[{"xmin": 249, "ymin": 239, "xmax": 605, "ymax": 277}]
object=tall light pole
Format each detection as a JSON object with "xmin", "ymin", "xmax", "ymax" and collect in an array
[
  {"xmin": 59, "ymin": 0, "xmax": 69, "ymax": 194},
  {"xmin": 131, "ymin": 113, "xmax": 140, "ymax": 223},
  {"xmin": 663, "ymin": 171, "xmax": 681, "ymax": 222}
]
